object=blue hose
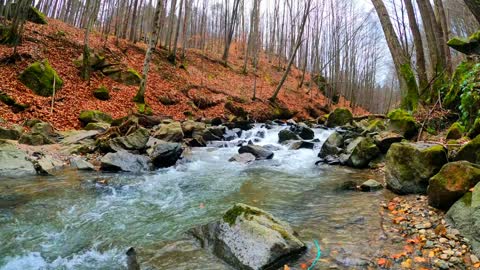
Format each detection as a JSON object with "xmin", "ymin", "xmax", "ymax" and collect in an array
[{"xmin": 307, "ymin": 240, "xmax": 321, "ymax": 270}]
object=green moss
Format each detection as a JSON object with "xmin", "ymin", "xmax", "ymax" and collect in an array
[
  {"xmin": 28, "ymin": 7, "xmax": 47, "ymax": 24},
  {"xmin": 0, "ymin": 91, "xmax": 28, "ymax": 112},
  {"xmin": 447, "ymin": 37, "xmax": 469, "ymax": 47},
  {"xmin": 387, "ymin": 109, "xmax": 418, "ymax": 139},
  {"xmin": 78, "ymin": 110, "xmax": 113, "ymax": 125},
  {"xmin": 326, "ymin": 107, "xmax": 353, "ymax": 128},
  {"xmin": 399, "ymin": 64, "xmax": 419, "ymax": 111},
  {"xmin": 136, "ymin": 102, "xmax": 152, "ymax": 115},
  {"xmin": 93, "ymin": 86, "xmax": 110, "ymax": 101},
  {"xmin": 19, "ymin": 60, "xmax": 63, "ymax": 97},
  {"xmin": 366, "ymin": 119, "xmax": 386, "ymax": 132},
  {"xmin": 446, "ymin": 122, "xmax": 465, "ymax": 140},
  {"xmin": 448, "ymin": 31, "xmax": 480, "ymax": 55},
  {"xmin": 223, "ymin": 204, "xmax": 262, "ymax": 226},
  {"xmin": 444, "ymin": 61, "xmax": 476, "ymax": 109}
]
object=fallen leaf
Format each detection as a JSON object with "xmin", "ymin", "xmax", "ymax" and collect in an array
[
  {"xmin": 393, "ymin": 216, "xmax": 406, "ymax": 224},
  {"xmin": 404, "ymin": 245, "xmax": 414, "ymax": 254},
  {"xmin": 377, "ymin": 258, "xmax": 387, "ymax": 266},
  {"xmin": 392, "ymin": 252, "xmax": 406, "ymax": 260},
  {"xmin": 401, "ymin": 258, "xmax": 412, "ymax": 268},
  {"xmin": 414, "ymin": 257, "xmax": 427, "ymax": 263},
  {"xmin": 300, "ymin": 263, "xmax": 308, "ymax": 269}
]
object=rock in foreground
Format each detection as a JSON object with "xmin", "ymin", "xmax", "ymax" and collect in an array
[
  {"xmin": 100, "ymin": 151, "xmax": 151, "ymax": 172},
  {"xmin": 239, "ymin": 144, "xmax": 274, "ymax": 160},
  {"xmin": 428, "ymin": 161, "xmax": 480, "ymax": 210},
  {"xmin": 190, "ymin": 203, "xmax": 306, "ymax": 270},
  {"xmin": 0, "ymin": 140, "xmax": 36, "ymax": 177}
]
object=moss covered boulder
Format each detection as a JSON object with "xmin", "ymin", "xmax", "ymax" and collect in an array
[
  {"xmin": 446, "ymin": 183, "xmax": 480, "ymax": 256},
  {"xmin": 448, "ymin": 31, "xmax": 480, "ymax": 55},
  {"xmin": 84, "ymin": 122, "xmax": 111, "ymax": 131},
  {"xmin": 428, "ymin": 161, "xmax": 480, "ymax": 210},
  {"xmin": 189, "ymin": 203, "xmax": 306, "ymax": 270},
  {"xmin": 109, "ymin": 127, "xmax": 150, "ymax": 152},
  {"xmin": 19, "ymin": 60, "xmax": 63, "ymax": 97},
  {"xmin": 387, "ymin": 109, "xmax": 418, "ymax": 139},
  {"xmin": 326, "ymin": 108, "xmax": 353, "ymax": 128},
  {"xmin": 93, "ymin": 86, "xmax": 110, "ymax": 101},
  {"xmin": 339, "ymin": 137, "xmax": 380, "ymax": 168},
  {"xmin": 0, "ymin": 127, "xmax": 22, "ymax": 140},
  {"xmin": 28, "ymin": 7, "xmax": 48, "ymax": 24},
  {"xmin": 78, "ymin": 110, "xmax": 113, "ymax": 126},
  {"xmin": 454, "ymin": 135, "xmax": 480, "ymax": 164},
  {"xmin": 446, "ymin": 122, "xmax": 464, "ymax": 140},
  {"xmin": 106, "ymin": 68, "xmax": 142, "ymax": 86},
  {"xmin": 386, "ymin": 142, "xmax": 448, "ymax": 194}
]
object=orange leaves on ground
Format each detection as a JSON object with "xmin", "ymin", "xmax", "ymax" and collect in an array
[
  {"xmin": 400, "ymin": 258, "xmax": 412, "ymax": 268},
  {"xmin": 404, "ymin": 245, "xmax": 414, "ymax": 254},
  {"xmin": 414, "ymin": 256, "xmax": 427, "ymax": 263},
  {"xmin": 393, "ymin": 216, "xmax": 406, "ymax": 224},
  {"xmin": 391, "ymin": 252, "xmax": 407, "ymax": 260}
]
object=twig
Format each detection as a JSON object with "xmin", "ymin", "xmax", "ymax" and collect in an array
[
  {"xmin": 417, "ymin": 98, "xmax": 441, "ymax": 142},
  {"xmin": 50, "ymin": 76, "xmax": 56, "ymax": 114}
]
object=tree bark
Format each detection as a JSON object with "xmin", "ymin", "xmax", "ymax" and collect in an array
[
  {"xmin": 464, "ymin": 0, "xmax": 480, "ymax": 24},
  {"xmin": 372, "ymin": 0, "xmax": 419, "ymax": 111}
]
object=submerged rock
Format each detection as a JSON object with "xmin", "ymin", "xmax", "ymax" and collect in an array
[
  {"xmin": 326, "ymin": 108, "xmax": 353, "ymax": 128},
  {"xmin": 0, "ymin": 140, "xmax": 36, "ymax": 177},
  {"xmin": 100, "ymin": 151, "xmax": 151, "ymax": 172},
  {"xmin": 229, "ymin": 153, "xmax": 256, "ymax": 164},
  {"xmin": 238, "ymin": 145, "xmax": 274, "ymax": 160},
  {"xmin": 150, "ymin": 141, "xmax": 183, "ymax": 168},
  {"xmin": 189, "ymin": 203, "xmax": 306, "ymax": 270},
  {"xmin": 386, "ymin": 142, "xmax": 448, "ymax": 194},
  {"xmin": 359, "ymin": 179, "xmax": 383, "ymax": 192},
  {"xmin": 428, "ymin": 161, "xmax": 480, "ymax": 210}
]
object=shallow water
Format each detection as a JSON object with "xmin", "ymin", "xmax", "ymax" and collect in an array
[{"xmin": 0, "ymin": 125, "xmax": 401, "ymax": 269}]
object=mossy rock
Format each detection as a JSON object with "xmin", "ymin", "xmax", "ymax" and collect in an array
[
  {"xmin": 387, "ymin": 109, "xmax": 418, "ymax": 139},
  {"xmin": 428, "ymin": 161, "xmax": 480, "ymax": 210},
  {"xmin": 0, "ymin": 91, "xmax": 28, "ymax": 112},
  {"xmin": 468, "ymin": 118, "xmax": 480, "ymax": 139},
  {"xmin": 18, "ymin": 133, "xmax": 52, "ymax": 146},
  {"xmin": 325, "ymin": 108, "xmax": 353, "ymax": 128},
  {"xmin": 340, "ymin": 137, "xmax": 380, "ymax": 168},
  {"xmin": 84, "ymin": 122, "xmax": 111, "ymax": 131},
  {"xmin": 446, "ymin": 122, "xmax": 465, "ymax": 140},
  {"xmin": 159, "ymin": 95, "xmax": 178, "ymax": 106},
  {"xmin": 225, "ymin": 101, "xmax": 248, "ymax": 119},
  {"xmin": 19, "ymin": 60, "xmax": 63, "ymax": 97},
  {"xmin": 269, "ymin": 103, "xmax": 296, "ymax": 120},
  {"xmin": 136, "ymin": 103, "xmax": 153, "ymax": 115},
  {"xmin": 448, "ymin": 31, "xmax": 480, "ymax": 55},
  {"xmin": 105, "ymin": 67, "xmax": 142, "ymax": 86},
  {"xmin": 74, "ymin": 52, "xmax": 108, "ymax": 71},
  {"xmin": 386, "ymin": 142, "xmax": 448, "ymax": 194},
  {"xmin": 454, "ymin": 135, "xmax": 480, "ymax": 164},
  {"xmin": 78, "ymin": 110, "xmax": 113, "ymax": 126},
  {"xmin": 28, "ymin": 6, "xmax": 48, "ymax": 24},
  {"xmin": 93, "ymin": 86, "xmax": 110, "ymax": 101}
]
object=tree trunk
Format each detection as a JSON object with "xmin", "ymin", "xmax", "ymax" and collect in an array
[
  {"xmin": 134, "ymin": 0, "xmax": 163, "ymax": 104},
  {"xmin": 372, "ymin": 0, "xmax": 419, "ymax": 111},
  {"xmin": 221, "ymin": 0, "xmax": 241, "ymax": 65},
  {"xmin": 464, "ymin": 0, "xmax": 480, "ymax": 24},
  {"xmin": 404, "ymin": 0, "xmax": 428, "ymax": 92},
  {"xmin": 269, "ymin": 0, "xmax": 312, "ymax": 102}
]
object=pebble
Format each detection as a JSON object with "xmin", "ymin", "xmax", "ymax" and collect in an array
[
  {"xmin": 439, "ymin": 237, "xmax": 448, "ymax": 243},
  {"xmin": 435, "ymin": 259, "xmax": 450, "ymax": 269},
  {"xmin": 471, "ymin": 254, "xmax": 480, "ymax": 264},
  {"xmin": 440, "ymin": 254, "xmax": 450, "ymax": 260}
]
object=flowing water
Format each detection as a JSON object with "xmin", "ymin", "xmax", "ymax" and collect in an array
[{"xmin": 0, "ymin": 125, "xmax": 402, "ymax": 270}]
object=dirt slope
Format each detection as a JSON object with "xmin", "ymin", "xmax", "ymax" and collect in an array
[{"xmin": 0, "ymin": 18, "xmax": 366, "ymax": 130}]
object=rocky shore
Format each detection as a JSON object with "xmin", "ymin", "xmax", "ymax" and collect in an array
[{"xmin": 1, "ymin": 107, "xmax": 480, "ymax": 269}]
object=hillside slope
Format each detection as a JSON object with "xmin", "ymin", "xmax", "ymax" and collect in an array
[{"xmin": 0, "ymin": 19, "xmax": 366, "ymax": 130}]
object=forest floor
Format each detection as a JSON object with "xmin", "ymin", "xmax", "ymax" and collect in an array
[{"xmin": 0, "ymin": 18, "xmax": 366, "ymax": 130}]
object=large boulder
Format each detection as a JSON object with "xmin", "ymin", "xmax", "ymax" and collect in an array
[
  {"xmin": 278, "ymin": 129, "xmax": 300, "ymax": 143},
  {"xmin": 454, "ymin": 135, "xmax": 480, "ymax": 164},
  {"xmin": 93, "ymin": 86, "xmax": 110, "ymax": 101},
  {"xmin": 109, "ymin": 127, "xmax": 150, "ymax": 151},
  {"xmin": 78, "ymin": 110, "xmax": 113, "ymax": 126},
  {"xmin": 105, "ymin": 68, "xmax": 142, "ymax": 86},
  {"xmin": 239, "ymin": 145, "xmax": 274, "ymax": 160},
  {"xmin": 33, "ymin": 154, "xmax": 66, "ymax": 175},
  {"xmin": 386, "ymin": 142, "xmax": 448, "ymax": 194},
  {"xmin": 31, "ymin": 122, "xmax": 58, "ymax": 141},
  {"xmin": 318, "ymin": 132, "xmax": 343, "ymax": 158},
  {"xmin": 18, "ymin": 133, "xmax": 52, "ymax": 146},
  {"xmin": 386, "ymin": 109, "xmax": 418, "ymax": 139},
  {"xmin": 428, "ymin": 161, "xmax": 480, "ymax": 210},
  {"xmin": 150, "ymin": 141, "xmax": 183, "ymax": 168},
  {"xmin": 446, "ymin": 183, "xmax": 480, "ymax": 256},
  {"xmin": 325, "ymin": 108, "xmax": 353, "ymax": 128},
  {"xmin": 189, "ymin": 203, "xmax": 306, "ymax": 270},
  {"xmin": 19, "ymin": 60, "xmax": 63, "ymax": 97},
  {"xmin": 153, "ymin": 122, "xmax": 184, "ymax": 142},
  {"xmin": 0, "ymin": 140, "xmax": 36, "ymax": 177},
  {"xmin": 70, "ymin": 157, "xmax": 95, "ymax": 171},
  {"xmin": 100, "ymin": 151, "xmax": 151, "ymax": 172},
  {"xmin": 182, "ymin": 121, "xmax": 206, "ymax": 138},
  {"xmin": 339, "ymin": 137, "xmax": 380, "ymax": 168},
  {"xmin": 447, "ymin": 31, "xmax": 480, "ymax": 55},
  {"xmin": 290, "ymin": 124, "xmax": 314, "ymax": 140}
]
